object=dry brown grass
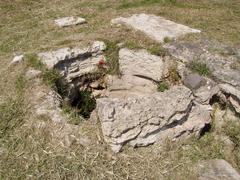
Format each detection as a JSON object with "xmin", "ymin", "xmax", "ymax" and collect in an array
[{"xmin": 0, "ymin": 0, "xmax": 240, "ymax": 179}]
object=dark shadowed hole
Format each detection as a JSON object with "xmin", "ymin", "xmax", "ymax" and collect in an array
[
  {"xmin": 71, "ymin": 90, "xmax": 96, "ymax": 119},
  {"xmin": 199, "ymin": 123, "xmax": 211, "ymax": 137}
]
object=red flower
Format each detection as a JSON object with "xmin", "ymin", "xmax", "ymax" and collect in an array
[{"xmin": 98, "ymin": 59, "xmax": 105, "ymax": 66}]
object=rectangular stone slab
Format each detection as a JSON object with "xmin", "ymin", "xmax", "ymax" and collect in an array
[{"xmin": 112, "ymin": 14, "xmax": 201, "ymax": 43}]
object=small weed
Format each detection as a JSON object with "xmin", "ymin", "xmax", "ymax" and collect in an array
[
  {"xmin": 163, "ymin": 37, "xmax": 172, "ymax": 43},
  {"xmin": 118, "ymin": 0, "xmax": 177, "ymax": 9},
  {"xmin": 15, "ymin": 74, "xmax": 27, "ymax": 94},
  {"xmin": 25, "ymin": 53, "xmax": 44, "ymax": 70},
  {"xmin": 104, "ymin": 40, "xmax": 120, "ymax": 75},
  {"xmin": 224, "ymin": 121, "xmax": 240, "ymax": 147},
  {"xmin": 168, "ymin": 66, "xmax": 181, "ymax": 84},
  {"xmin": 183, "ymin": 133, "xmax": 224, "ymax": 163},
  {"xmin": 62, "ymin": 101, "xmax": 84, "ymax": 125},
  {"xmin": 189, "ymin": 61, "xmax": 211, "ymax": 76},
  {"xmin": 42, "ymin": 69, "xmax": 62, "ymax": 89},
  {"xmin": 157, "ymin": 81, "xmax": 169, "ymax": 92},
  {"xmin": 125, "ymin": 41, "xmax": 142, "ymax": 49},
  {"xmin": 230, "ymin": 62, "xmax": 240, "ymax": 70},
  {"xmin": 147, "ymin": 45, "xmax": 168, "ymax": 57},
  {"xmin": 0, "ymin": 97, "xmax": 25, "ymax": 138}
]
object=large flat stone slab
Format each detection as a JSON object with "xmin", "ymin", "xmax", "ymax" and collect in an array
[
  {"xmin": 112, "ymin": 14, "xmax": 201, "ymax": 43},
  {"xmin": 119, "ymin": 48, "xmax": 164, "ymax": 81},
  {"xmin": 96, "ymin": 86, "xmax": 211, "ymax": 152},
  {"xmin": 104, "ymin": 48, "xmax": 165, "ymax": 98}
]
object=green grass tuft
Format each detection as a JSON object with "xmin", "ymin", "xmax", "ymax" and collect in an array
[
  {"xmin": 125, "ymin": 41, "xmax": 142, "ymax": 49},
  {"xmin": 104, "ymin": 40, "xmax": 120, "ymax": 75},
  {"xmin": 189, "ymin": 61, "xmax": 211, "ymax": 76},
  {"xmin": 157, "ymin": 81, "xmax": 169, "ymax": 92},
  {"xmin": 25, "ymin": 53, "xmax": 44, "ymax": 70},
  {"xmin": 147, "ymin": 45, "xmax": 168, "ymax": 57}
]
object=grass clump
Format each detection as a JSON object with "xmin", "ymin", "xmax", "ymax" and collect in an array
[
  {"xmin": 147, "ymin": 45, "xmax": 168, "ymax": 57},
  {"xmin": 224, "ymin": 121, "xmax": 240, "ymax": 167},
  {"xmin": 157, "ymin": 81, "xmax": 169, "ymax": 92},
  {"xmin": 164, "ymin": 37, "xmax": 172, "ymax": 43},
  {"xmin": 42, "ymin": 69, "xmax": 62, "ymax": 88},
  {"xmin": 25, "ymin": 53, "xmax": 44, "ymax": 70},
  {"xmin": 183, "ymin": 133, "xmax": 224, "ymax": 162},
  {"xmin": 125, "ymin": 41, "xmax": 142, "ymax": 49},
  {"xmin": 118, "ymin": 0, "xmax": 177, "ymax": 9},
  {"xmin": 61, "ymin": 102, "xmax": 84, "ymax": 125},
  {"xmin": 104, "ymin": 40, "xmax": 120, "ymax": 75},
  {"xmin": 167, "ymin": 66, "xmax": 181, "ymax": 84},
  {"xmin": 189, "ymin": 61, "xmax": 211, "ymax": 76}
]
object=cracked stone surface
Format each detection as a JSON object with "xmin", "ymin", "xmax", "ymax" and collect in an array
[
  {"xmin": 193, "ymin": 159, "xmax": 240, "ymax": 180},
  {"xmin": 96, "ymin": 86, "xmax": 211, "ymax": 152},
  {"xmin": 38, "ymin": 41, "xmax": 106, "ymax": 82},
  {"xmin": 112, "ymin": 14, "xmax": 201, "ymax": 43},
  {"xmin": 54, "ymin": 16, "xmax": 86, "ymax": 27},
  {"xmin": 164, "ymin": 39, "xmax": 240, "ymax": 88},
  {"xmin": 105, "ymin": 48, "xmax": 165, "ymax": 98},
  {"xmin": 119, "ymin": 48, "xmax": 164, "ymax": 81}
]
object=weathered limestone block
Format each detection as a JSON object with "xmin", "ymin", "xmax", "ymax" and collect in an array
[
  {"xmin": 112, "ymin": 14, "xmax": 201, "ymax": 43},
  {"xmin": 119, "ymin": 48, "xmax": 165, "ymax": 81},
  {"xmin": 105, "ymin": 48, "xmax": 165, "ymax": 98},
  {"xmin": 96, "ymin": 86, "xmax": 211, "ymax": 152},
  {"xmin": 38, "ymin": 41, "xmax": 106, "ymax": 82}
]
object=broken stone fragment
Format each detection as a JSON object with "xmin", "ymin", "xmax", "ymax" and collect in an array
[
  {"xmin": 183, "ymin": 73, "xmax": 205, "ymax": 90},
  {"xmin": 91, "ymin": 41, "xmax": 107, "ymax": 55},
  {"xmin": 219, "ymin": 84, "xmax": 240, "ymax": 113},
  {"xmin": 193, "ymin": 159, "xmax": 240, "ymax": 180},
  {"xmin": 38, "ymin": 41, "xmax": 106, "ymax": 71},
  {"xmin": 112, "ymin": 14, "xmax": 201, "ymax": 43},
  {"xmin": 10, "ymin": 54, "xmax": 24, "ymax": 66},
  {"xmin": 194, "ymin": 78, "xmax": 220, "ymax": 104},
  {"xmin": 96, "ymin": 85, "xmax": 211, "ymax": 152},
  {"xmin": 54, "ymin": 16, "xmax": 86, "ymax": 27}
]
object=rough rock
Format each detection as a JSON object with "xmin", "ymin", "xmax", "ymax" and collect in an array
[
  {"xmin": 193, "ymin": 159, "xmax": 240, "ymax": 180},
  {"xmin": 112, "ymin": 14, "xmax": 201, "ymax": 43},
  {"xmin": 10, "ymin": 54, "xmax": 24, "ymax": 65},
  {"xmin": 105, "ymin": 75, "xmax": 157, "ymax": 98},
  {"xmin": 194, "ymin": 78, "xmax": 220, "ymax": 104},
  {"xmin": 183, "ymin": 73, "xmax": 205, "ymax": 90},
  {"xmin": 119, "ymin": 48, "xmax": 164, "ymax": 81},
  {"xmin": 38, "ymin": 41, "xmax": 106, "ymax": 82},
  {"xmin": 91, "ymin": 41, "xmax": 107, "ymax": 55},
  {"xmin": 105, "ymin": 48, "xmax": 165, "ymax": 98},
  {"xmin": 54, "ymin": 16, "xmax": 86, "ymax": 27},
  {"xmin": 96, "ymin": 86, "xmax": 211, "ymax": 152},
  {"xmin": 164, "ymin": 39, "xmax": 240, "ymax": 88},
  {"xmin": 38, "ymin": 47, "xmax": 89, "ymax": 69},
  {"xmin": 219, "ymin": 84, "xmax": 240, "ymax": 113}
]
